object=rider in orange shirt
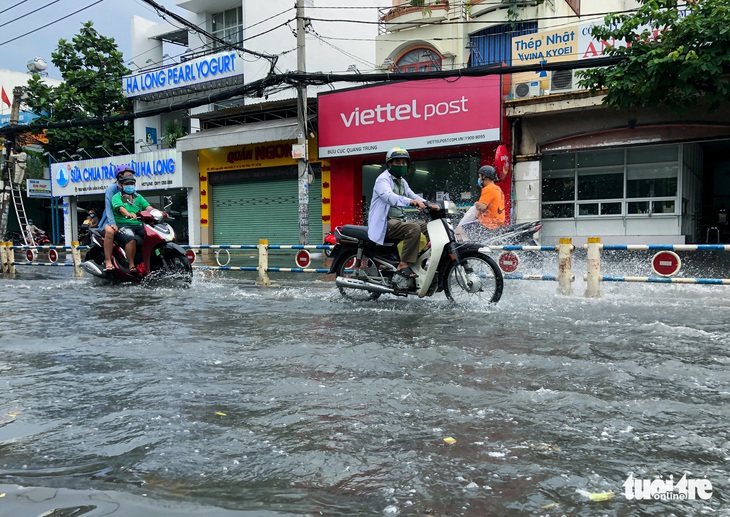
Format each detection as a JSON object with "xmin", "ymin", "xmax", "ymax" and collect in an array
[
  {"xmin": 457, "ymin": 166, "xmax": 506, "ymax": 234},
  {"xmin": 475, "ymin": 166, "xmax": 505, "ymax": 229}
]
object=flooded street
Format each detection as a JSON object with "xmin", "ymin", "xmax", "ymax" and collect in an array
[{"xmin": 1, "ymin": 268, "xmax": 729, "ymax": 516}]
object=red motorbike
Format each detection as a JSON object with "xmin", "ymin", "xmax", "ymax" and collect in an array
[{"xmin": 81, "ymin": 208, "xmax": 192, "ymax": 285}]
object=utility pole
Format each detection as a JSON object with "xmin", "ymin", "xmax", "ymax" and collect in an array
[
  {"xmin": 0, "ymin": 86, "xmax": 24, "ymax": 240},
  {"xmin": 296, "ymin": 0, "xmax": 309, "ymax": 245}
]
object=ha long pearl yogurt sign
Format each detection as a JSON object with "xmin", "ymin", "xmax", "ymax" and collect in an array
[{"xmin": 122, "ymin": 51, "xmax": 243, "ymax": 98}]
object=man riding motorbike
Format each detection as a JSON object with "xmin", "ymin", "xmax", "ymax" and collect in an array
[
  {"xmin": 368, "ymin": 146, "xmax": 437, "ymax": 279},
  {"xmin": 98, "ymin": 165, "xmax": 135, "ymax": 272}
]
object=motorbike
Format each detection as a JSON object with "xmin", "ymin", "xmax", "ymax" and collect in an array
[
  {"xmin": 456, "ymin": 220, "xmax": 542, "ymax": 247},
  {"xmin": 81, "ymin": 208, "xmax": 192, "ymax": 285},
  {"xmin": 27, "ymin": 229, "xmax": 51, "ymax": 246},
  {"xmin": 328, "ymin": 200, "xmax": 504, "ymax": 303}
]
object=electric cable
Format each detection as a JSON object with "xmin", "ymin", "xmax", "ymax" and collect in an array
[
  {"xmin": 0, "ymin": 0, "xmax": 30, "ymax": 15},
  {"xmin": 0, "ymin": 55, "xmax": 624, "ymax": 138},
  {"xmin": 0, "ymin": 0, "xmax": 106, "ymax": 47},
  {"xmin": 0, "ymin": 0, "xmax": 62, "ymax": 29}
]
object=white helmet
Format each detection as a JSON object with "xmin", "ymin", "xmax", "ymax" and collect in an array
[{"xmin": 385, "ymin": 146, "xmax": 410, "ymax": 167}]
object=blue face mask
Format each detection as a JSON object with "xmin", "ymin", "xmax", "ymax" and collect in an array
[
  {"xmin": 477, "ymin": 177, "xmax": 483, "ymax": 188},
  {"xmin": 123, "ymin": 185, "xmax": 135, "ymax": 194}
]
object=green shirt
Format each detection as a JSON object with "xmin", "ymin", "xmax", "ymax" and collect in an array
[{"xmin": 112, "ymin": 191, "xmax": 150, "ymax": 226}]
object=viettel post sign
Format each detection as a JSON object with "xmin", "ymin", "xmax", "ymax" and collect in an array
[{"xmin": 317, "ymin": 76, "xmax": 501, "ymax": 158}]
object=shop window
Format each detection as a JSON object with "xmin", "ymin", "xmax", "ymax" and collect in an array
[
  {"xmin": 361, "ymin": 154, "xmax": 481, "ymax": 211},
  {"xmin": 577, "ymin": 170, "xmax": 623, "ymax": 200},
  {"xmin": 396, "ymin": 48, "xmax": 442, "ymax": 73},
  {"xmin": 212, "ymin": 6, "xmax": 243, "ymax": 48},
  {"xmin": 626, "ymin": 165, "xmax": 678, "ymax": 198},
  {"xmin": 542, "ymin": 144, "xmax": 680, "ymax": 219}
]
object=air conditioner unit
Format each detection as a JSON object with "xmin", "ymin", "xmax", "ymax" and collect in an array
[
  {"xmin": 512, "ymin": 81, "xmax": 543, "ymax": 99},
  {"xmin": 550, "ymin": 69, "xmax": 580, "ymax": 92}
]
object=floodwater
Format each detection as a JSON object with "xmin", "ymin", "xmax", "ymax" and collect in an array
[{"xmin": 1, "ymin": 262, "xmax": 729, "ymax": 517}]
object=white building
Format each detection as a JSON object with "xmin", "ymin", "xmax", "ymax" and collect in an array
[{"xmin": 122, "ymin": 0, "xmax": 378, "ymax": 245}]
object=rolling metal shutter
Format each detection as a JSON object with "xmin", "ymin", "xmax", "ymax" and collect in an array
[
  {"xmin": 213, "ymin": 180, "xmax": 299, "ymax": 244},
  {"xmin": 212, "ymin": 164, "xmax": 323, "ymax": 245},
  {"xmin": 468, "ymin": 22, "xmax": 538, "ymax": 66}
]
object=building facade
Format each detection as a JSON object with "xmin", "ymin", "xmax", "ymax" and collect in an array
[{"xmin": 373, "ymin": 0, "xmax": 729, "ymax": 244}]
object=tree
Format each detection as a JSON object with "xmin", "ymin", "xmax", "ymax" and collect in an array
[
  {"xmin": 578, "ymin": 0, "xmax": 730, "ymax": 112},
  {"xmin": 24, "ymin": 21, "xmax": 133, "ymax": 159}
]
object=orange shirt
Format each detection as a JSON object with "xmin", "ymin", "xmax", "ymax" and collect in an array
[{"xmin": 477, "ymin": 183, "xmax": 506, "ymax": 229}]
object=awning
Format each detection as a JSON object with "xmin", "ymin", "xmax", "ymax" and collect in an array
[{"xmin": 176, "ymin": 119, "xmax": 300, "ymax": 152}]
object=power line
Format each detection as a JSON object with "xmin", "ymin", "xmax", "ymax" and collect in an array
[
  {"xmin": 0, "ymin": 55, "xmax": 623, "ymax": 138},
  {"xmin": 0, "ymin": 0, "xmax": 106, "ymax": 47},
  {"xmin": 0, "ymin": 0, "xmax": 62, "ymax": 29},
  {"xmin": 139, "ymin": 0, "xmax": 278, "ymax": 67},
  {"xmin": 0, "ymin": 0, "xmax": 30, "ymax": 15}
]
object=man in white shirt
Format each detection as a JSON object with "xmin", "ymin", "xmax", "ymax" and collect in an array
[{"xmin": 367, "ymin": 146, "xmax": 435, "ymax": 278}]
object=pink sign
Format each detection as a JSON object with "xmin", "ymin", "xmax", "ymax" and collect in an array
[{"xmin": 318, "ymin": 76, "xmax": 501, "ymax": 158}]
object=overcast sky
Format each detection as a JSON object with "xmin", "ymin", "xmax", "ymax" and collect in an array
[{"xmin": 0, "ymin": 0, "xmax": 386, "ymax": 79}]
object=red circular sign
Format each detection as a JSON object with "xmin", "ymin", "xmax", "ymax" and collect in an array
[
  {"xmin": 498, "ymin": 251, "xmax": 519, "ymax": 273},
  {"xmin": 185, "ymin": 249, "xmax": 196, "ymax": 265},
  {"xmin": 295, "ymin": 249, "xmax": 311, "ymax": 268},
  {"xmin": 25, "ymin": 249, "xmax": 35, "ymax": 262},
  {"xmin": 48, "ymin": 249, "xmax": 58, "ymax": 263},
  {"xmin": 651, "ymin": 251, "xmax": 681, "ymax": 277},
  {"xmin": 494, "ymin": 144, "xmax": 511, "ymax": 179}
]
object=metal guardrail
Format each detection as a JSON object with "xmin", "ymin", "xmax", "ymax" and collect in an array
[{"xmin": 3, "ymin": 239, "xmax": 729, "ymax": 297}]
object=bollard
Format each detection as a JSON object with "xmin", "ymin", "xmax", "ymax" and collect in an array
[
  {"xmin": 71, "ymin": 241, "xmax": 83, "ymax": 277},
  {"xmin": 257, "ymin": 239, "xmax": 271, "ymax": 286},
  {"xmin": 0, "ymin": 242, "xmax": 6, "ymax": 274},
  {"xmin": 556, "ymin": 238, "xmax": 573, "ymax": 296},
  {"xmin": 585, "ymin": 237, "xmax": 602, "ymax": 298}
]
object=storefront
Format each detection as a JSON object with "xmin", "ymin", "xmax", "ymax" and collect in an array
[
  {"xmin": 507, "ymin": 96, "xmax": 730, "ymax": 245},
  {"xmin": 193, "ymin": 137, "xmax": 326, "ymax": 245},
  {"xmin": 51, "ymin": 149, "xmax": 199, "ymax": 246},
  {"xmin": 317, "ymin": 76, "xmax": 508, "ymax": 228}
]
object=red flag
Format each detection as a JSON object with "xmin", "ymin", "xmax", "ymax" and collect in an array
[{"xmin": 1, "ymin": 87, "xmax": 10, "ymax": 108}]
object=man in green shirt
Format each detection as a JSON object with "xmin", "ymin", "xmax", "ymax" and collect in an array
[{"xmin": 111, "ymin": 175, "xmax": 152, "ymax": 273}]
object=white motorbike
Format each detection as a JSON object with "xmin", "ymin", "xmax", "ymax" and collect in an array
[{"xmin": 328, "ymin": 200, "xmax": 504, "ymax": 303}]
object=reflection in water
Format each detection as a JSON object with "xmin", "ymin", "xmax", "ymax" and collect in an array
[{"xmin": 0, "ymin": 270, "xmax": 729, "ymax": 516}]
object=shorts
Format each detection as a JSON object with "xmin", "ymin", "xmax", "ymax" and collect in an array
[{"xmin": 115, "ymin": 225, "xmax": 145, "ymax": 247}]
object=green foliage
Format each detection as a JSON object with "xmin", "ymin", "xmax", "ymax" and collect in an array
[
  {"xmin": 506, "ymin": 0, "xmax": 544, "ymax": 22},
  {"xmin": 162, "ymin": 120, "xmax": 187, "ymax": 148},
  {"xmin": 577, "ymin": 0, "xmax": 730, "ymax": 111},
  {"xmin": 24, "ymin": 21, "xmax": 133, "ymax": 159}
]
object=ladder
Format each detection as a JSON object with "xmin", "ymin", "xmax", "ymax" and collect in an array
[
  {"xmin": 0, "ymin": 152, "xmax": 33, "ymax": 245},
  {"xmin": 11, "ymin": 181, "xmax": 33, "ymax": 246}
]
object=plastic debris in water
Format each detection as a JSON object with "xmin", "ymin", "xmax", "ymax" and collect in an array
[
  {"xmin": 443, "ymin": 437, "xmax": 456, "ymax": 444},
  {"xmin": 577, "ymin": 489, "xmax": 615, "ymax": 502},
  {"xmin": 215, "ymin": 411, "xmax": 227, "ymax": 416}
]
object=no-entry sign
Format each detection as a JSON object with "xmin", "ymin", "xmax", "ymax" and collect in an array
[
  {"xmin": 498, "ymin": 251, "xmax": 519, "ymax": 273},
  {"xmin": 185, "ymin": 249, "xmax": 196, "ymax": 265},
  {"xmin": 48, "ymin": 249, "xmax": 58, "ymax": 263},
  {"xmin": 295, "ymin": 249, "xmax": 311, "ymax": 268},
  {"xmin": 651, "ymin": 250, "xmax": 681, "ymax": 277},
  {"xmin": 25, "ymin": 249, "xmax": 35, "ymax": 262}
]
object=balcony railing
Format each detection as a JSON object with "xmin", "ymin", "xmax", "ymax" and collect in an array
[{"xmin": 378, "ymin": 0, "xmax": 450, "ymax": 33}]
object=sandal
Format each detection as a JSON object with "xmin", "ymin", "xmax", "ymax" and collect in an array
[
  {"xmin": 104, "ymin": 265, "xmax": 114, "ymax": 272},
  {"xmin": 129, "ymin": 266, "xmax": 138, "ymax": 274},
  {"xmin": 395, "ymin": 266, "xmax": 418, "ymax": 278}
]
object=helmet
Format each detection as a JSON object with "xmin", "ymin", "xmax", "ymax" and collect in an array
[
  {"xmin": 115, "ymin": 164, "xmax": 134, "ymax": 181},
  {"xmin": 478, "ymin": 165, "xmax": 499, "ymax": 182},
  {"xmin": 120, "ymin": 175, "xmax": 136, "ymax": 185},
  {"xmin": 385, "ymin": 146, "xmax": 410, "ymax": 167}
]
